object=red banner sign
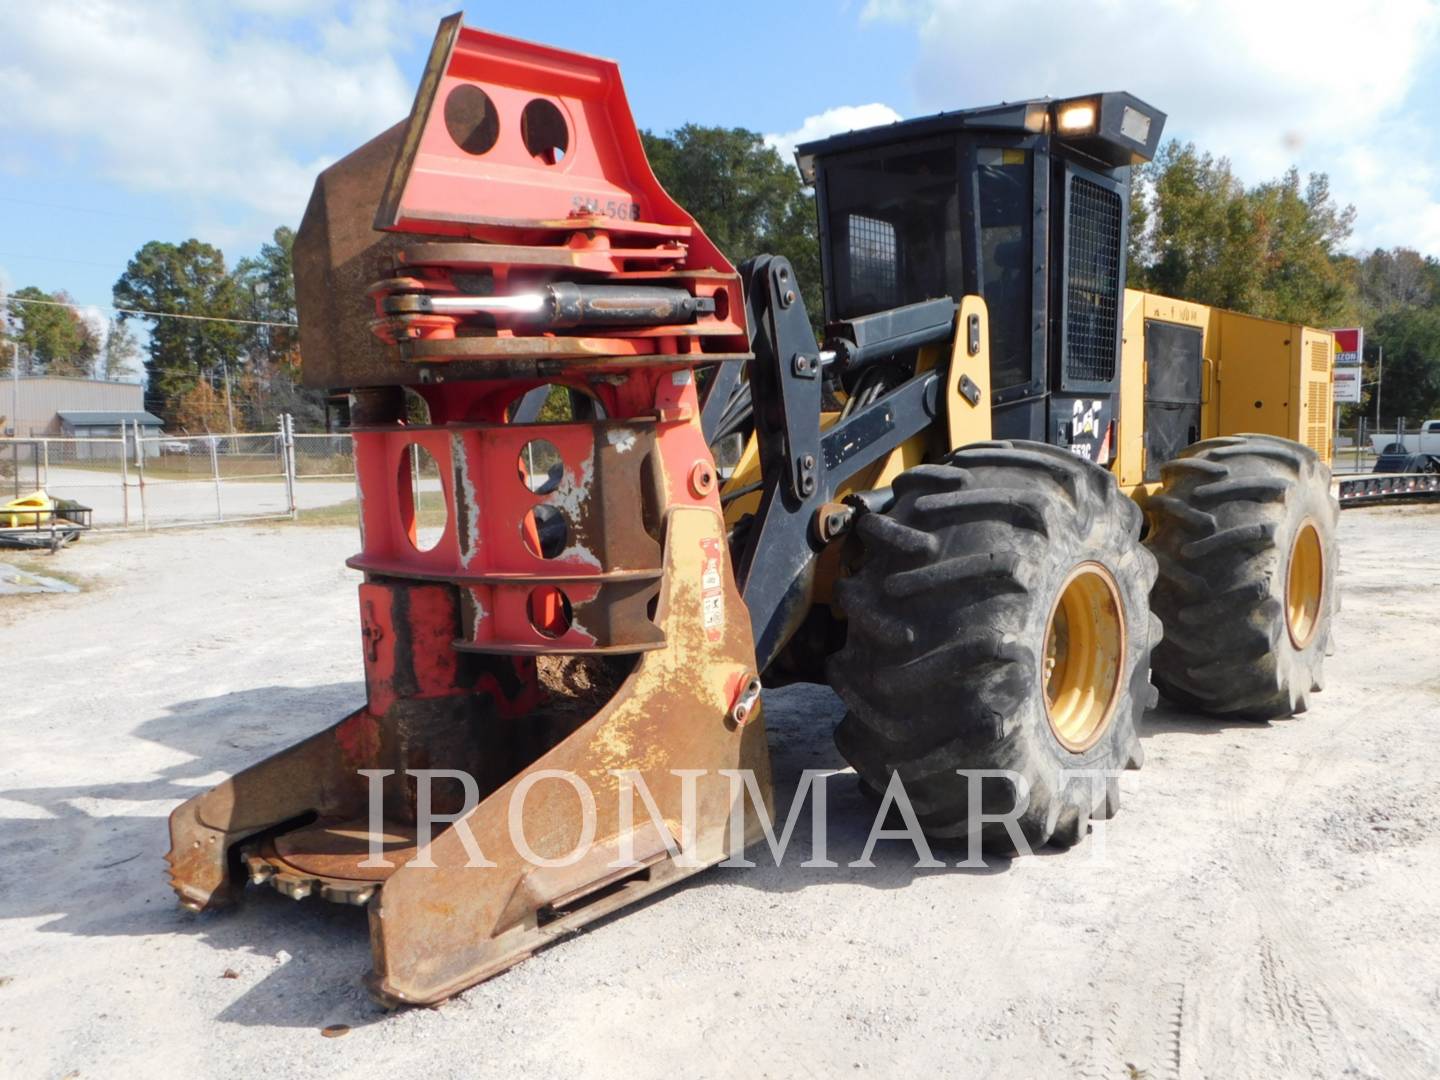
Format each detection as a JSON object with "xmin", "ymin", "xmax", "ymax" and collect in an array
[{"xmin": 1330, "ymin": 327, "xmax": 1363, "ymax": 366}]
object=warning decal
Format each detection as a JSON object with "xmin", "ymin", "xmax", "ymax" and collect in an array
[{"xmin": 700, "ymin": 536, "xmax": 725, "ymax": 642}]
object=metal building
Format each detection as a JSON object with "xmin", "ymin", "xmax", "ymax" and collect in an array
[{"xmin": 3, "ymin": 376, "xmax": 149, "ymax": 438}]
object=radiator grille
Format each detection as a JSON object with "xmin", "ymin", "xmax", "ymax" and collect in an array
[
  {"xmin": 1306, "ymin": 377, "xmax": 1331, "ymax": 459},
  {"xmin": 1065, "ymin": 177, "xmax": 1123, "ymax": 383},
  {"xmin": 1310, "ymin": 338, "xmax": 1330, "ymax": 373}
]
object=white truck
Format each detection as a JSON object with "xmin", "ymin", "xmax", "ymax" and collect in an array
[
  {"xmin": 1370, "ymin": 419, "xmax": 1440, "ymax": 473},
  {"xmin": 1370, "ymin": 420, "xmax": 1440, "ymax": 457}
]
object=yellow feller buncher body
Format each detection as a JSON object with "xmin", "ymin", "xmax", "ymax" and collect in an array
[
  {"xmin": 1113, "ymin": 293, "xmax": 1336, "ymax": 494},
  {"xmin": 167, "ymin": 15, "xmax": 1340, "ymax": 1005}
]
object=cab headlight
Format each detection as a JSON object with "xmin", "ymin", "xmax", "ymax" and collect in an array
[{"xmin": 1057, "ymin": 101, "xmax": 1097, "ymax": 134}]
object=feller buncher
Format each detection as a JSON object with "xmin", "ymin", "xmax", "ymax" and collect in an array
[{"xmin": 167, "ymin": 14, "xmax": 1339, "ymax": 1005}]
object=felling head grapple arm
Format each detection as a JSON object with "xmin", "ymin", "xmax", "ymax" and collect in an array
[{"xmin": 167, "ymin": 13, "xmax": 772, "ymax": 1007}]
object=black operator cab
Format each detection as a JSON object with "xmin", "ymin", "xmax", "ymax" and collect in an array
[{"xmin": 797, "ymin": 93, "xmax": 1165, "ymax": 463}]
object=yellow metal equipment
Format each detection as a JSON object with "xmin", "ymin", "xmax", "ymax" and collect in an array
[{"xmin": 166, "ymin": 16, "xmax": 1342, "ymax": 1006}]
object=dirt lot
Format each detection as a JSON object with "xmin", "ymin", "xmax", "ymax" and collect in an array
[{"xmin": 2, "ymin": 507, "xmax": 1438, "ymax": 1079}]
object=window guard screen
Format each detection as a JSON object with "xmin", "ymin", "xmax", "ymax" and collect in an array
[
  {"xmin": 1065, "ymin": 175, "xmax": 1122, "ymax": 384},
  {"xmin": 847, "ymin": 214, "xmax": 898, "ymax": 311}
]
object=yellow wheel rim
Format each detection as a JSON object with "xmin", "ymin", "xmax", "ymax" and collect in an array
[
  {"xmin": 1043, "ymin": 562, "xmax": 1126, "ymax": 753},
  {"xmin": 1286, "ymin": 520, "xmax": 1324, "ymax": 649}
]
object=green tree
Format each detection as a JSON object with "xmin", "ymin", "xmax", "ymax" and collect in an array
[
  {"xmin": 103, "ymin": 316, "xmax": 142, "ymax": 381},
  {"xmin": 233, "ymin": 226, "xmax": 327, "ymax": 428},
  {"xmin": 1370, "ymin": 306, "xmax": 1440, "ymax": 423},
  {"xmin": 4, "ymin": 286, "xmax": 97, "ymax": 376},
  {"xmin": 0, "ymin": 317, "xmax": 13, "ymax": 378},
  {"xmin": 113, "ymin": 240, "xmax": 247, "ymax": 422},
  {"xmin": 1126, "ymin": 175, "xmax": 1151, "ymax": 283},
  {"xmin": 1245, "ymin": 169, "xmax": 1355, "ymax": 324},
  {"xmin": 1129, "ymin": 141, "xmax": 1256, "ymax": 307},
  {"xmin": 1130, "ymin": 141, "xmax": 1355, "ymax": 327},
  {"xmin": 641, "ymin": 125, "xmax": 821, "ymax": 327},
  {"xmin": 1355, "ymin": 247, "xmax": 1434, "ymax": 318},
  {"xmin": 234, "ymin": 225, "xmax": 297, "ymax": 366}
]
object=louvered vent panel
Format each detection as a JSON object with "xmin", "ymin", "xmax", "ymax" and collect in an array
[{"xmin": 1307, "ymin": 377, "xmax": 1331, "ymax": 459}]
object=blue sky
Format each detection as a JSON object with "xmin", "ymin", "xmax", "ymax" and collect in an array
[
  {"xmin": 4, "ymin": 0, "xmax": 1440, "ymax": 364},
  {"xmin": 0, "ymin": 2, "xmax": 914, "ymax": 313}
]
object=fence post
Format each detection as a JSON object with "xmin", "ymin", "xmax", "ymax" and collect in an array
[
  {"xmin": 41, "ymin": 438, "xmax": 49, "ymax": 488},
  {"xmin": 283, "ymin": 413, "xmax": 298, "ymax": 519},
  {"xmin": 119, "ymin": 431, "xmax": 130, "ymax": 528},
  {"xmin": 209, "ymin": 433, "xmax": 224, "ymax": 522},
  {"xmin": 134, "ymin": 420, "xmax": 149, "ymax": 531}
]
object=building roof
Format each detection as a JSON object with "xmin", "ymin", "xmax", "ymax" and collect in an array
[
  {"xmin": 18, "ymin": 376, "xmax": 145, "ymax": 387},
  {"xmin": 57, "ymin": 410, "xmax": 164, "ymax": 427}
]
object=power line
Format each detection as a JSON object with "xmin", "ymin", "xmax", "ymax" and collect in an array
[
  {"xmin": 0, "ymin": 249, "xmax": 122, "ymax": 269},
  {"xmin": 0, "ymin": 195, "xmax": 180, "ymax": 224},
  {"xmin": 3, "ymin": 293, "xmax": 297, "ymax": 329}
]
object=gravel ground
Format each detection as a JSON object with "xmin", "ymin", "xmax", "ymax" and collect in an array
[{"xmin": 1, "ymin": 508, "xmax": 1438, "ymax": 1079}]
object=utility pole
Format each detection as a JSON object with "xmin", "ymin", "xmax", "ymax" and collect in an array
[
  {"xmin": 223, "ymin": 360, "xmax": 236, "ymax": 433},
  {"xmin": 9, "ymin": 341, "xmax": 17, "ymax": 437},
  {"xmin": 3, "ymin": 287, "xmax": 18, "ymax": 436},
  {"xmin": 1375, "ymin": 344, "xmax": 1384, "ymax": 432}
]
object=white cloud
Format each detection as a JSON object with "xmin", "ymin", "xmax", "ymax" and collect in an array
[
  {"xmin": 0, "ymin": 1, "xmax": 438, "ymax": 222},
  {"xmin": 765, "ymin": 103, "xmax": 905, "ymax": 168},
  {"xmin": 864, "ymin": 0, "xmax": 1440, "ymax": 255}
]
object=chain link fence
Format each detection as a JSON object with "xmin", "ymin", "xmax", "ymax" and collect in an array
[
  {"xmin": 0, "ymin": 415, "xmax": 358, "ymax": 530},
  {"xmin": 1334, "ymin": 417, "xmax": 1440, "ymax": 475},
  {"xmin": 292, "ymin": 432, "xmax": 355, "ymax": 480},
  {"xmin": 6, "ymin": 413, "xmax": 1426, "ymax": 529}
]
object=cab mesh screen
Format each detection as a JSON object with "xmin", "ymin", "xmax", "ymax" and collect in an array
[
  {"xmin": 847, "ymin": 214, "xmax": 898, "ymax": 310},
  {"xmin": 1065, "ymin": 176, "xmax": 1122, "ymax": 383}
]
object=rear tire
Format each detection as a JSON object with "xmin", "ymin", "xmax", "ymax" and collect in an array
[
  {"xmin": 1145, "ymin": 434, "xmax": 1338, "ymax": 719},
  {"xmin": 827, "ymin": 441, "xmax": 1159, "ymax": 853}
]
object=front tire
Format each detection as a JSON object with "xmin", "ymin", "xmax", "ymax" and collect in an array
[
  {"xmin": 828, "ymin": 441, "xmax": 1159, "ymax": 853},
  {"xmin": 1145, "ymin": 434, "xmax": 1338, "ymax": 719}
]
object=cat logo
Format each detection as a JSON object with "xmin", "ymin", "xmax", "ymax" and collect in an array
[{"xmin": 1072, "ymin": 398, "xmax": 1102, "ymax": 438}]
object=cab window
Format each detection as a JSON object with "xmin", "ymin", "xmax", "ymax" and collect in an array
[
  {"xmin": 977, "ymin": 147, "xmax": 1034, "ymax": 390},
  {"xmin": 824, "ymin": 142, "xmax": 962, "ymax": 318}
]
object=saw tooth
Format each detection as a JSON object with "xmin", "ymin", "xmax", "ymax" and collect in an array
[
  {"xmin": 321, "ymin": 882, "xmax": 376, "ymax": 907},
  {"xmin": 273, "ymin": 874, "xmax": 314, "ymax": 900},
  {"xmin": 239, "ymin": 846, "xmax": 276, "ymax": 886}
]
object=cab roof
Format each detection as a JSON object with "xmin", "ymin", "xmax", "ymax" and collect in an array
[{"xmin": 796, "ymin": 92, "xmax": 1165, "ymax": 171}]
